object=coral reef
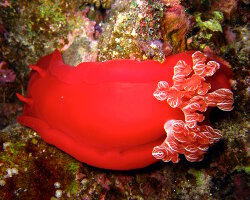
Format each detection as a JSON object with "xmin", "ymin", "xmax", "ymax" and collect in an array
[
  {"xmin": 0, "ymin": 0, "xmax": 249, "ymax": 198},
  {"xmin": 0, "ymin": 0, "xmax": 98, "ymax": 127},
  {"xmin": 0, "ymin": 123, "xmax": 248, "ymax": 199},
  {"xmin": 0, "ymin": 0, "xmax": 97, "ymax": 87},
  {"xmin": 0, "ymin": 124, "xmax": 81, "ymax": 199},
  {"xmin": 97, "ymin": 0, "xmax": 191, "ymax": 61},
  {"xmin": 97, "ymin": 0, "xmax": 166, "ymax": 61}
]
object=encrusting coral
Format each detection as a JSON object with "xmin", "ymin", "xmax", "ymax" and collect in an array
[{"xmin": 152, "ymin": 51, "xmax": 234, "ymax": 163}]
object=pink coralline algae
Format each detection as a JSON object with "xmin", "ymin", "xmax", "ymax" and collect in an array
[
  {"xmin": 0, "ymin": 61, "xmax": 16, "ymax": 85},
  {"xmin": 152, "ymin": 51, "xmax": 234, "ymax": 163}
]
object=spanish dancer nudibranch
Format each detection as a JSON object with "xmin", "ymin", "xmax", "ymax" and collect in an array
[{"xmin": 17, "ymin": 50, "xmax": 233, "ymax": 170}]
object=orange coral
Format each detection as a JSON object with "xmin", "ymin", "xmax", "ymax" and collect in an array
[{"xmin": 152, "ymin": 51, "xmax": 234, "ymax": 163}]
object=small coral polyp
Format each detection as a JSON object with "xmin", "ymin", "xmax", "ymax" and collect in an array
[
  {"xmin": 152, "ymin": 51, "xmax": 234, "ymax": 163},
  {"xmin": 17, "ymin": 50, "xmax": 233, "ymax": 170}
]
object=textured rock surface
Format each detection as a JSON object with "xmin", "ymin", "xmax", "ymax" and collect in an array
[{"xmin": 0, "ymin": 123, "xmax": 248, "ymax": 199}]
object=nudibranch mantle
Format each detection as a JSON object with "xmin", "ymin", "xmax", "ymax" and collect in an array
[{"xmin": 17, "ymin": 50, "xmax": 233, "ymax": 170}]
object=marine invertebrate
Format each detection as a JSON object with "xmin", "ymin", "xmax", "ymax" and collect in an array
[
  {"xmin": 152, "ymin": 51, "xmax": 233, "ymax": 163},
  {"xmin": 17, "ymin": 50, "xmax": 233, "ymax": 170}
]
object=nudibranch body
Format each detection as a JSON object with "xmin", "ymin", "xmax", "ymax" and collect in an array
[{"xmin": 17, "ymin": 50, "xmax": 233, "ymax": 170}]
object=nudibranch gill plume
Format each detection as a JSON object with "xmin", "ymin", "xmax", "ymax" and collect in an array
[{"xmin": 17, "ymin": 50, "xmax": 233, "ymax": 170}]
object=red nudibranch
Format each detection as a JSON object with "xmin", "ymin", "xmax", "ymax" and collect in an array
[{"xmin": 17, "ymin": 50, "xmax": 233, "ymax": 170}]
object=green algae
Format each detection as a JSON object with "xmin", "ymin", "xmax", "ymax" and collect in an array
[
  {"xmin": 193, "ymin": 10, "xmax": 224, "ymax": 44},
  {"xmin": 4, "ymin": 141, "xmax": 25, "ymax": 157},
  {"xmin": 69, "ymin": 161, "xmax": 80, "ymax": 172},
  {"xmin": 188, "ymin": 10, "xmax": 226, "ymax": 51},
  {"xmin": 67, "ymin": 180, "xmax": 79, "ymax": 196},
  {"xmin": 193, "ymin": 170, "xmax": 205, "ymax": 187},
  {"xmin": 195, "ymin": 11, "xmax": 224, "ymax": 34},
  {"xmin": 235, "ymin": 166, "xmax": 250, "ymax": 174},
  {"xmin": 0, "ymin": 140, "xmax": 27, "ymax": 177},
  {"xmin": 64, "ymin": 161, "xmax": 80, "ymax": 196}
]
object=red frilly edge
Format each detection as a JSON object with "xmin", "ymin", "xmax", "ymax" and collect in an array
[
  {"xmin": 17, "ymin": 50, "xmax": 233, "ymax": 170},
  {"xmin": 152, "ymin": 51, "xmax": 234, "ymax": 163}
]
